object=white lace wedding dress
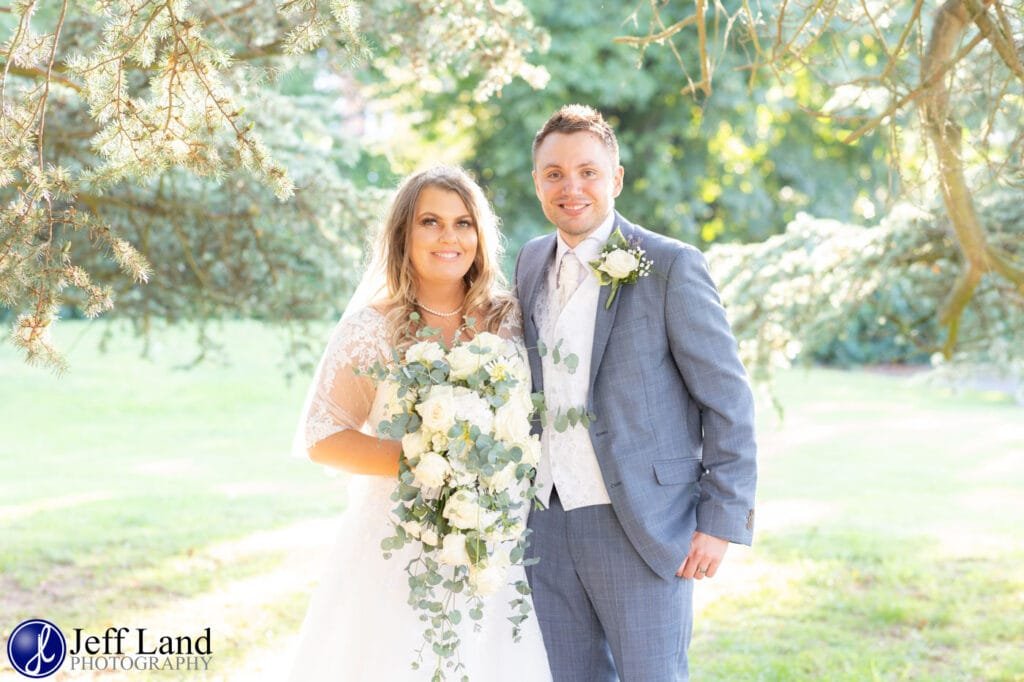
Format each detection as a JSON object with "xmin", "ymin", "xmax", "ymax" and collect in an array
[{"xmin": 287, "ymin": 306, "xmax": 552, "ymax": 681}]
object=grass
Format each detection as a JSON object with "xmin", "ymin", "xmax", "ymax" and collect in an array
[
  {"xmin": 2, "ymin": 321, "xmax": 1023, "ymax": 681},
  {"xmin": 0, "ymin": 320, "xmax": 342, "ymax": 643},
  {"xmin": 690, "ymin": 368, "xmax": 1024, "ymax": 681}
]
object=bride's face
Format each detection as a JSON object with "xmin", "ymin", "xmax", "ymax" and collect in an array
[{"xmin": 408, "ymin": 186, "xmax": 479, "ymax": 288}]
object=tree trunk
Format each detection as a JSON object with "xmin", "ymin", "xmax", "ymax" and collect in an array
[{"xmin": 919, "ymin": 0, "xmax": 1024, "ymax": 357}]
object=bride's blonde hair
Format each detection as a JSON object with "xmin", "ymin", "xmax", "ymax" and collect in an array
[{"xmin": 374, "ymin": 165, "xmax": 516, "ymax": 345}]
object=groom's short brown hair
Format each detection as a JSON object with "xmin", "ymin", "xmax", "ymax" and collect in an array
[{"xmin": 532, "ymin": 104, "xmax": 620, "ymax": 166}]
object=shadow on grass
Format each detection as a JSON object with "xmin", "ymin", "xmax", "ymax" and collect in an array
[{"xmin": 692, "ymin": 529, "xmax": 1024, "ymax": 681}]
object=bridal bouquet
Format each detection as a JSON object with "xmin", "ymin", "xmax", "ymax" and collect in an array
[{"xmin": 368, "ymin": 324, "xmax": 543, "ymax": 677}]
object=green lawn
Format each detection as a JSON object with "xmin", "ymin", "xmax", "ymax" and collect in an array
[
  {"xmin": 693, "ymin": 369, "xmax": 1024, "ymax": 681},
  {"xmin": 1, "ymin": 321, "xmax": 1022, "ymax": 681}
]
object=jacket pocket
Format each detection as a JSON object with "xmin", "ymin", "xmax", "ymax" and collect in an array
[{"xmin": 652, "ymin": 458, "xmax": 703, "ymax": 485}]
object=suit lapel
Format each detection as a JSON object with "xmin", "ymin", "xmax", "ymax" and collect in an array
[
  {"xmin": 588, "ymin": 212, "xmax": 633, "ymax": 390},
  {"xmin": 522, "ymin": 234, "xmax": 557, "ymax": 336},
  {"xmin": 522, "ymin": 234, "xmax": 557, "ymax": 392}
]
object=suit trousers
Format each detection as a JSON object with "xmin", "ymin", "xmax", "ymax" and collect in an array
[{"xmin": 526, "ymin": 489, "xmax": 693, "ymax": 682}]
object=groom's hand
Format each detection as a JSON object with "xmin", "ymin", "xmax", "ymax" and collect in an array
[{"xmin": 677, "ymin": 531, "xmax": 728, "ymax": 580}]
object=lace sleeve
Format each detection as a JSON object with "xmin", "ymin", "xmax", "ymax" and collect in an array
[
  {"xmin": 291, "ymin": 307, "xmax": 388, "ymax": 457},
  {"xmin": 496, "ymin": 299, "xmax": 524, "ymax": 342}
]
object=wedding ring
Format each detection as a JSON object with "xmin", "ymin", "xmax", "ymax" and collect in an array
[{"xmin": 696, "ymin": 567, "xmax": 707, "ymax": 575}]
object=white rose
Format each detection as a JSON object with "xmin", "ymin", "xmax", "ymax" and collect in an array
[
  {"xmin": 430, "ymin": 431, "xmax": 450, "ymax": 452},
  {"xmin": 443, "ymin": 489, "xmax": 500, "ymax": 531},
  {"xmin": 509, "ymin": 355, "xmax": 531, "ymax": 383},
  {"xmin": 516, "ymin": 435, "xmax": 542, "ymax": 467},
  {"xmin": 448, "ymin": 453, "xmax": 478, "ymax": 487},
  {"xmin": 470, "ymin": 333, "xmax": 505, "ymax": 362},
  {"xmin": 401, "ymin": 429, "xmax": 430, "ymax": 459},
  {"xmin": 378, "ymin": 379, "xmax": 407, "ymax": 416},
  {"xmin": 417, "ymin": 385, "xmax": 456, "ymax": 432},
  {"xmin": 448, "ymin": 333, "xmax": 507, "ymax": 380},
  {"xmin": 410, "ymin": 451, "xmax": 451, "ymax": 489},
  {"xmin": 493, "ymin": 399, "xmax": 531, "ymax": 444},
  {"xmin": 420, "ymin": 525, "xmax": 439, "ymax": 546},
  {"xmin": 442, "ymin": 489, "xmax": 480, "ymax": 530},
  {"xmin": 599, "ymin": 249, "xmax": 639, "ymax": 279},
  {"xmin": 436, "ymin": 533, "xmax": 471, "ymax": 567},
  {"xmin": 468, "ymin": 557, "xmax": 507, "ymax": 593},
  {"xmin": 406, "ymin": 340, "xmax": 446, "ymax": 366},
  {"xmin": 447, "ymin": 345, "xmax": 485, "ymax": 380},
  {"xmin": 481, "ymin": 462, "xmax": 519, "ymax": 494},
  {"xmin": 512, "ymin": 383, "xmax": 534, "ymax": 413},
  {"xmin": 451, "ymin": 387, "xmax": 494, "ymax": 434}
]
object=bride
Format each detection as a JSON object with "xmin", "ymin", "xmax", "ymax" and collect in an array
[{"xmin": 287, "ymin": 166, "xmax": 552, "ymax": 681}]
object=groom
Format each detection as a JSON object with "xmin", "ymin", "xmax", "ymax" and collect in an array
[{"xmin": 516, "ymin": 104, "xmax": 758, "ymax": 681}]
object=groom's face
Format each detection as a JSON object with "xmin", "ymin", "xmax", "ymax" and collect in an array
[{"xmin": 533, "ymin": 131, "xmax": 624, "ymax": 246}]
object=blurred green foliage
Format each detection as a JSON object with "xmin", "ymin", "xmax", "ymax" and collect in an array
[{"xmin": 374, "ymin": 0, "xmax": 891, "ymax": 262}]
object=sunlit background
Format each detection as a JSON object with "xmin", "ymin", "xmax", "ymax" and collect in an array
[{"xmin": 2, "ymin": 1, "xmax": 1022, "ymax": 679}]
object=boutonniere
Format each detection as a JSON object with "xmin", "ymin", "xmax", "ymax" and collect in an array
[{"xmin": 589, "ymin": 228, "xmax": 653, "ymax": 309}]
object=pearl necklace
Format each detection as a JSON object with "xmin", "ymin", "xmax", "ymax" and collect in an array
[{"xmin": 416, "ymin": 301, "xmax": 463, "ymax": 318}]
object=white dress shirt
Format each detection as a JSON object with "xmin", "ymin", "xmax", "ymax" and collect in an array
[{"xmin": 534, "ymin": 211, "xmax": 615, "ymax": 510}]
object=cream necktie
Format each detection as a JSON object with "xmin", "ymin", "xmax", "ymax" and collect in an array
[{"xmin": 557, "ymin": 252, "xmax": 583, "ymax": 310}]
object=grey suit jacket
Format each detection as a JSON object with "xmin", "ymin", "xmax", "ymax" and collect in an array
[{"xmin": 515, "ymin": 211, "xmax": 757, "ymax": 580}]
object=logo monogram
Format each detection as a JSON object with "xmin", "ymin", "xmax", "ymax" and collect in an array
[{"xmin": 6, "ymin": 619, "xmax": 66, "ymax": 678}]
